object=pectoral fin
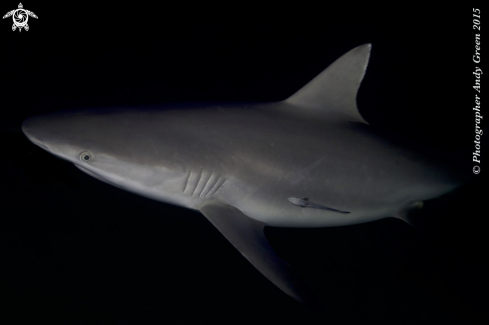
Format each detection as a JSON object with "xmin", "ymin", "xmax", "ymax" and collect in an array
[{"xmin": 199, "ymin": 202, "xmax": 315, "ymax": 305}]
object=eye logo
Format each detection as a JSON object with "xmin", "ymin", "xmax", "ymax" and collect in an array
[{"xmin": 3, "ymin": 3, "xmax": 38, "ymax": 32}]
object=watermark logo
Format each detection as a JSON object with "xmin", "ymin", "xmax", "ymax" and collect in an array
[
  {"xmin": 472, "ymin": 8, "xmax": 482, "ymax": 174},
  {"xmin": 3, "ymin": 3, "xmax": 37, "ymax": 32}
]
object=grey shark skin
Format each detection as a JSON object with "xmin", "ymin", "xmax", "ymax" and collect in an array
[{"xmin": 22, "ymin": 44, "xmax": 467, "ymax": 304}]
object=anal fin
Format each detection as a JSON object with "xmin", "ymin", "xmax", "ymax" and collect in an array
[{"xmin": 394, "ymin": 201, "xmax": 424, "ymax": 229}]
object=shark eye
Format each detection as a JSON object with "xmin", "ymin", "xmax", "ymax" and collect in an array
[{"xmin": 80, "ymin": 152, "xmax": 93, "ymax": 162}]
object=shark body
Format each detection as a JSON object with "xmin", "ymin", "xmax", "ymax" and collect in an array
[{"xmin": 22, "ymin": 44, "xmax": 466, "ymax": 304}]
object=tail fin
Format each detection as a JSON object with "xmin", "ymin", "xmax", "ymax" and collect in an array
[{"xmin": 284, "ymin": 44, "xmax": 371, "ymax": 124}]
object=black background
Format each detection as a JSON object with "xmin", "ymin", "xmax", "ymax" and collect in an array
[{"xmin": 0, "ymin": 3, "xmax": 487, "ymax": 325}]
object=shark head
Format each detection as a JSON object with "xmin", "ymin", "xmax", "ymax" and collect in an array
[
  {"xmin": 22, "ymin": 109, "xmax": 191, "ymax": 206},
  {"xmin": 22, "ymin": 110, "xmax": 110, "ymax": 161}
]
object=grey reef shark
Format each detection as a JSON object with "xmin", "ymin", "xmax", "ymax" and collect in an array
[{"xmin": 22, "ymin": 44, "xmax": 470, "ymax": 306}]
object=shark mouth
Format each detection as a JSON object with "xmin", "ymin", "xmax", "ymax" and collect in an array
[
  {"xmin": 74, "ymin": 164, "xmax": 127, "ymax": 190},
  {"xmin": 36, "ymin": 143, "xmax": 50, "ymax": 151},
  {"xmin": 74, "ymin": 164, "xmax": 106, "ymax": 182}
]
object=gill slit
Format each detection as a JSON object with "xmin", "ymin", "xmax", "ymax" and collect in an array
[
  {"xmin": 191, "ymin": 168, "xmax": 204, "ymax": 197},
  {"xmin": 183, "ymin": 169, "xmax": 192, "ymax": 193}
]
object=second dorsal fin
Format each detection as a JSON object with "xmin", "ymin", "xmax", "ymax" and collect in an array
[{"xmin": 284, "ymin": 44, "xmax": 371, "ymax": 124}]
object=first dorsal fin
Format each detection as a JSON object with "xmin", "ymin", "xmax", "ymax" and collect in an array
[{"xmin": 284, "ymin": 44, "xmax": 371, "ymax": 124}]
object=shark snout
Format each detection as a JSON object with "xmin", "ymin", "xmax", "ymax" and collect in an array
[{"xmin": 22, "ymin": 116, "xmax": 51, "ymax": 152}]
